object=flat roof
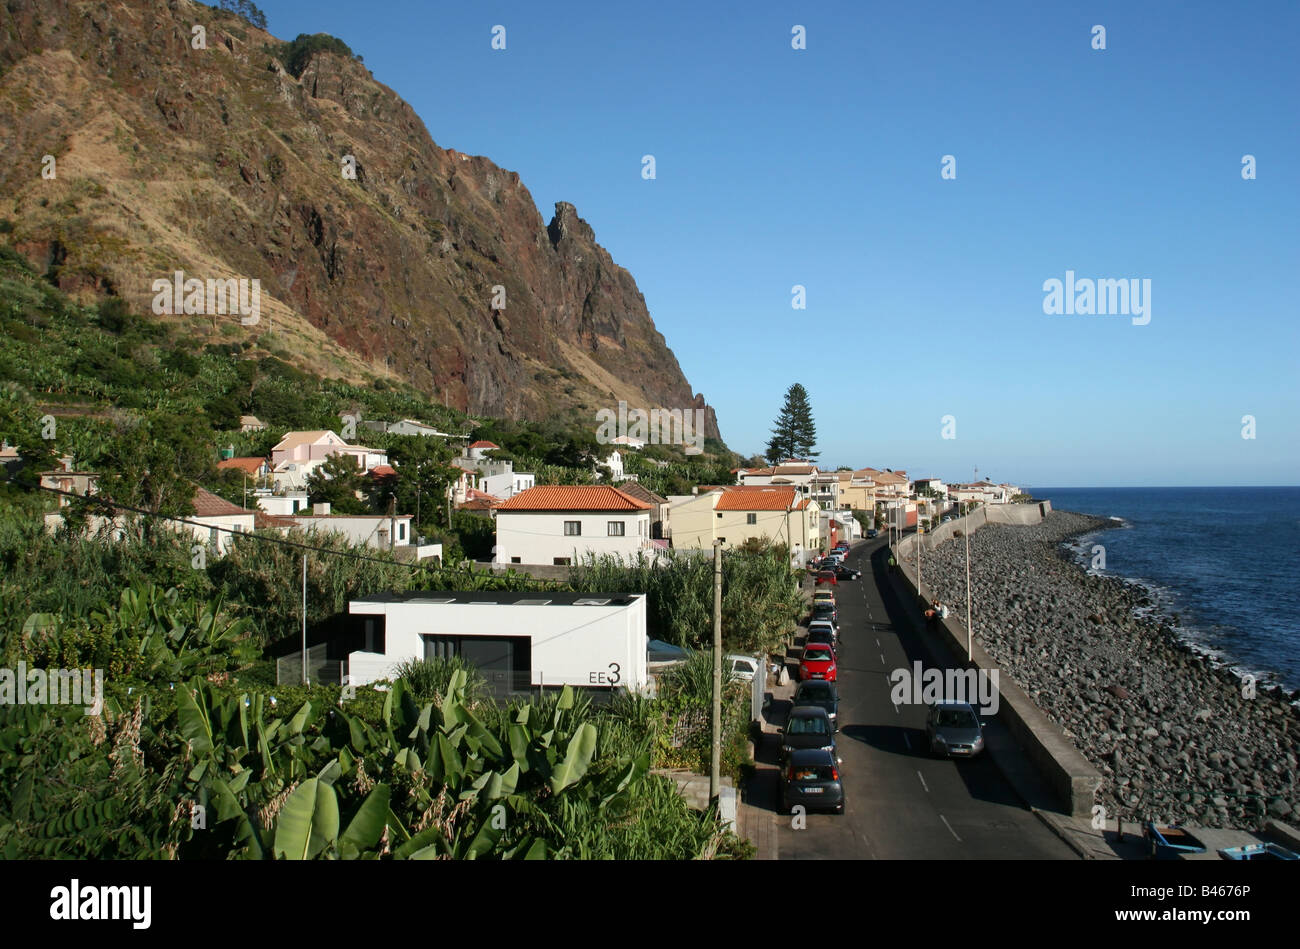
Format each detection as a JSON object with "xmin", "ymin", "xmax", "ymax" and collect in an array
[{"xmin": 350, "ymin": 590, "xmax": 644, "ymax": 607}]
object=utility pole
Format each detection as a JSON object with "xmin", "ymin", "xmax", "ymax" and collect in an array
[
  {"xmin": 300, "ymin": 553, "xmax": 308, "ymax": 686},
  {"xmin": 710, "ymin": 538, "xmax": 723, "ymax": 806}
]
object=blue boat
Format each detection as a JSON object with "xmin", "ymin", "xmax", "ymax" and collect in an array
[
  {"xmin": 1144, "ymin": 822, "xmax": 1207, "ymax": 859},
  {"xmin": 1218, "ymin": 843, "xmax": 1299, "ymax": 860}
]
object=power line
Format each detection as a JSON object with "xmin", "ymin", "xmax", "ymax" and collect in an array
[{"xmin": 15, "ymin": 478, "xmax": 571, "ymax": 589}]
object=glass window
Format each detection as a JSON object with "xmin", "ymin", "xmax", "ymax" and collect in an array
[
  {"xmin": 746, "ymin": 513, "xmax": 757, "ymax": 525},
  {"xmin": 607, "ymin": 521, "xmax": 625, "ymax": 536},
  {"xmin": 564, "ymin": 521, "xmax": 581, "ymax": 536}
]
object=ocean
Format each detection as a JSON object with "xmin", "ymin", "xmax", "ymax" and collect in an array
[{"xmin": 1029, "ymin": 486, "xmax": 1300, "ymax": 695}]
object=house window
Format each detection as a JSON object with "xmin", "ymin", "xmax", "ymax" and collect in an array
[
  {"xmin": 717, "ymin": 512, "xmax": 723, "ymax": 519},
  {"xmin": 746, "ymin": 513, "xmax": 757, "ymax": 525},
  {"xmin": 398, "ymin": 522, "xmax": 407, "ymax": 542},
  {"xmin": 607, "ymin": 521, "xmax": 625, "ymax": 536},
  {"xmin": 564, "ymin": 521, "xmax": 581, "ymax": 536},
  {"xmin": 553, "ymin": 557, "xmax": 571, "ymax": 566},
  {"xmin": 511, "ymin": 557, "xmax": 521, "ymax": 564}
]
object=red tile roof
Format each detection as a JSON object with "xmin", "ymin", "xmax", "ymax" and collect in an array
[
  {"xmin": 192, "ymin": 486, "xmax": 253, "ymax": 518},
  {"xmin": 368, "ymin": 465, "xmax": 397, "ymax": 478},
  {"xmin": 468, "ymin": 440, "xmax": 499, "ymax": 450},
  {"xmin": 715, "ymin": 486, "xmax": 797, "ymax": 511},
  {"xmin": 217, "ymin": 457, "xmax": 266, "ymax": 476},
  {"xmin": 497, "ymin": 485, "xmax": 652, "ymax": 512}
]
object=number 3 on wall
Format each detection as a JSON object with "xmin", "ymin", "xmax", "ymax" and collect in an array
[{"xmin": 607, "ymin": 662, "xmax": 621, "ymax": 686}]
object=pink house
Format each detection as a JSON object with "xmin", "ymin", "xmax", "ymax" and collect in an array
[{"xmin": 270, "ymin": 430, "xmax": 388, "ymax": 471}]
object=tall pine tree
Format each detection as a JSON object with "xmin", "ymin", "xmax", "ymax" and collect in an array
[{"xmin": 765, "ymin": 383, "xmax": 818, "ymax": 463}]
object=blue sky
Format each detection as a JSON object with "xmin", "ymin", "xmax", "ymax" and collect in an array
[{"xmin": 260, "ymin": 0, "xmax": 1298, "ymax": 486}]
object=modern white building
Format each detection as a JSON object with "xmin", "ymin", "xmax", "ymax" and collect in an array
[
  {"xmin": 342, "ymin": 591, "xmax": 650, "ymax": 696},
  {"xmin": 493, "ymin": 485, "xmax": 654, "ymax": 566}
]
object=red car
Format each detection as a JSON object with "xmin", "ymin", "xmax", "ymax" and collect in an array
[
  {"xmin": 799, "ymin": 643, "xmax": 838, "ymax": 682},
  {"xmin": 815, "ymin": 570, "xmax": 838, "ymax": 586}
]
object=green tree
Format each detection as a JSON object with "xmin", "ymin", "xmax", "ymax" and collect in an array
[
  {"xmin": 304, "ymin": 453, "xmax": 369, "ymax": 514},
  {"xmin": 90, "ymin": 414, "xmax": 216, "ymax": 541},
  {"xmin": 765, "ymin": 383, "xmax": 818, "ymax": 463}
]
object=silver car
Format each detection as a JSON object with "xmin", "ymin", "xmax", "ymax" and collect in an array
[{"xmin": 926, "ymin": 702, "xmax": 985, "ymax": 758}]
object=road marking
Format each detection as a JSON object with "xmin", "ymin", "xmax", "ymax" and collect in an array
[
  {"xmin": 893, "ymin": 702, "xmax": 899, "ymax": 715},
  {"xmin": 917, "ymin": 770, "xmax": 929, "ymax": 793},
  {"xmin": 939, "ymin": 815, "xmax": 962, "ymax": 842},
  {"xmin": 875, "ymin": 638, "xmax": 880, "ymax": 647},
  {"xmin": 879, "ymin": 652, "xmax": 885, "ymax": 664}
]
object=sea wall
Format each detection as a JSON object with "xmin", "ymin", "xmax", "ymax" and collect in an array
[{"xmin": 899, "ymin": 508, "xmax": 1300, "ymax": 829}]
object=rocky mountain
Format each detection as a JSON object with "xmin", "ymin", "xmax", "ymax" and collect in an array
[{"xmin": 0, "ymin": 0, "xmax": 718, "ymax": 439}]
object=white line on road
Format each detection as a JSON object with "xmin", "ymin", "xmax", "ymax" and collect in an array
[
  {"xmin": 879, "ymin": 652, "xmax": 885, "ymax": 665},
  {"xmin": 917, "ymin": 770, "xmax": 929, "ymax": 793},
  {"xmin": 940, "ymin": 815, "xmax": 962, "ymax": 842}
]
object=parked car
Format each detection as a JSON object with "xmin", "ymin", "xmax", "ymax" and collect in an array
[
  {"xmin": 793, "ymin": 680, "xmax": 839, "ymax": 729},
  {"xmin": 805, "ymin": 626, "xmax": 836, "ymax": 655},
  {"xmin": 725, "ymin": 654, "xmax": 762, "ymax": 682},
  {"xmin": 781, "ymin": 748, "xmax": 845, "ymax": 814},
  {"xmin": 834, "ymin": 564, "xmax": 861, "ymax": 581},
  {"xmin": 798, "ymin": 643, "xmax": 838, "ymax": 681},
  {"xmin": 811, "ymin": 602, "xmax": 838, "ymax": 625},
  {"xmin": 779, "ymin": 705, "xmax": 837, "ymax": 764},
  {"xmin": 926, "ymin": 702, "xmax": 986, "ymax": 758},
  {"xmin": 812, "ymin": 589, "xmax": 836, "ymax": 605},
  {"xmin": 808, "ymin": 618, "xmax": 838, "ymax": 642},
  {"xmin": 814, "ymin": 571, "xmax": 838, "ymax": 587},
  {"xmin": 866, "ymin": 529, "xmax": 878, "ymax": 539}
]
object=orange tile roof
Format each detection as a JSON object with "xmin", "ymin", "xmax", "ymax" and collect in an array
[
  {"xmin": 715, "ymin": 486, "xmax": 797, "ymax": 511},
  {"xmin": 468, "ymin": 440, "xmax": 499, "ymax": 449},
  {"xmin": 217, "ymin": 457, "xmax": 266, "ymax": 476},
  {"xmin": 496, "ymin": 485, "xmax": 652, "ymax": 512}
]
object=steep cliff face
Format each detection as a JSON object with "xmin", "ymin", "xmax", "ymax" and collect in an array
[{"xmin": 0, "ymin": 0, "xmax": 718, "ymax": 438}]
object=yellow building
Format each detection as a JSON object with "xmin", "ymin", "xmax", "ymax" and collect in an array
[{"xmin": 669, "ymin": 486, "xmax": 821, "ymax": 564}]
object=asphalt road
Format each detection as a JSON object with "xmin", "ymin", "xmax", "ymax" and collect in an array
[{"xmin": 760, "ymin": 537, "xmax": 1076, "ymax": 859}]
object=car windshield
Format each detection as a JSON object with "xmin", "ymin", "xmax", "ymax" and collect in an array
[
  {"xmin": 798, "ymin": 684, "xmax": 833, "ymax": 700},
  {"xmin": 803, "ymin": 648, "xmax": 832, "ymax": 661},
  {"xmin": 937, "ymin": 708, "xmax": 978, "ymax": 729},
  {"xmin": 788, "ymin": 715, "xmax": 830, "ymax": 736}
]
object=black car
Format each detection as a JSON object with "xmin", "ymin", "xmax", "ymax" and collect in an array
[
  {"xmin": 780, "ymin": 706, "xmax": 836, "ymax": 765},
  {"xmin": 866, "ymin": 529, "xmax": 878, "ymax": 538},
  {"xmin": 781, "ymin": 748, "xmax": 844, "ymax": 814},
  {"xmin": 793, "ymin": 680, "xmax": 839, "ymax": 730},
  {"xmin": 834, "ymin": 564, "xmax": 861, "ymax": 581},
  {"xmin": 811, "ymin": 603, "xmax": 838, "ymax": 626}
]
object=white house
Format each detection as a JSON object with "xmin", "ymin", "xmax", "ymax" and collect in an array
[
  {"xmin": 278, "ymin": 503, "xmax": 417, "ymax": 552},
  {"xmin": 494, "ymin": 485, "xmax": 654, "ymax": 566},
  {"xmin": 480, "ymin": 469, "xmax": 535, "ymax": 500},
  {"xmin": 340, "ymin": 591, "xmax": 649, "ymax": 696},
  {"xmin": 362, "ymin": 418, "xmax": 456, "ymax": 438},
  {"xmin": 254, "ymin": 491, "xmax": 310, "ymax": 516}
]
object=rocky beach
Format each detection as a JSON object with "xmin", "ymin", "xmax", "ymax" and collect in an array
[{"xmin": 920, "ymin": 510, "xmax": 1299, "ymax": 829}]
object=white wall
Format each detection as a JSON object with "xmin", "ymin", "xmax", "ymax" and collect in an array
[
  {"xmin": 495, "ymin": 510, "xmax": 651, "ymax": 565},
  {"xmin": 347, "ymin": 596, "xmax": 648, "ymax": 691},
  {"xmin": 282, "ymin": 516, "xmax": 414, "ymax": 549},
  {"xmin": 256, "ymin": 494, "xmax": 309, "ymax": 515}
]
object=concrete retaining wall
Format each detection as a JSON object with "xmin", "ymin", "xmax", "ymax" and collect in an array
[{"xmin": 892, "ymin": 503, "xmax": 1101, "ymax": 817}]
